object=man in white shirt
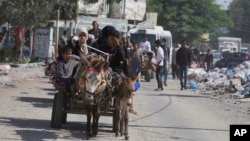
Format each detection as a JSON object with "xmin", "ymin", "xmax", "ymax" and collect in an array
[
  {"xmin": 139, "ymin": 35, "xmax": 153, "ymax": 63},
  {"xmin": 154, "ymin": 39, "xmax": 164, "ymax": 91},
  {"xmin": 139, "ymin": 35, "xmax": 151, "ymax": 52}
]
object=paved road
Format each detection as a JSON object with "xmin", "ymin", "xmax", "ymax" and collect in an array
[{"xmin": 0, "ymin": 67, "xmax": 249, "ymax": 141}]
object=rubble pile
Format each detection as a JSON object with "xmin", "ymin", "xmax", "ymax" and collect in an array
[{"xmin": 188, "ymin": 61, "xmax": 250, "ymax": 100}]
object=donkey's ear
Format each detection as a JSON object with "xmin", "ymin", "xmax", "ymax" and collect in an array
[
  {"xmin": 131, "ymin": 70, "xmax": 140, "ymax": 81},
  {"xmin": 120, "ymin": 72, "xmax": 126, "ymax": 79},
  {"xmin": 101, "ymin": 60, "xmax": 109, "ymax": 70}
]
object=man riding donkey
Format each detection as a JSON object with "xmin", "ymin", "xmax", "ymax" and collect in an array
[
  {"xmin": 91, "ymin": 25, "xmax": 140, "ymax": 140},
  {"xmin": 91, "ymin": 25, "xmax": 139, "ymax": 114}
]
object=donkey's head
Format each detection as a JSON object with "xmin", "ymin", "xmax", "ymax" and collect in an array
[
  {"xmin": 115, "ymin": 71, "xmax": 140, "ymax": 98},
  {"xmin": 78, "ymin": 56, "xmax": 109, "ymax": 105}
]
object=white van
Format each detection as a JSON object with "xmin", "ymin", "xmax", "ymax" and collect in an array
[{"xmin": 128, "ymin": 27, "xmax": 173, "ymax": 62}]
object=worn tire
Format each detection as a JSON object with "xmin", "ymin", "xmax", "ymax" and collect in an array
[
  {"xmin": 51, "ymin": 92, "xmax": 66, "ymax": 128},
  {"xmin": 151, "ymin": 71, "xmax": 154, "ymax": 79},
  {"xmin": 145, "ymin": 69, "xmax": 151, "ymax": 82},
  {"xmin": 62, "ymin": 113, "xmax": 67, "ymax": 124},
  {"xmin": 112, "ymin": 110, "xmax": 117, "ymax": 132}
]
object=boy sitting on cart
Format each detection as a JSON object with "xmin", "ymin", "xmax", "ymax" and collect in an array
[{"xmin": 55, "ymin": 46, "xmax": 89, "ymax": 96}]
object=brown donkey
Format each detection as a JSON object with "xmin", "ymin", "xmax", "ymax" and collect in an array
[
  {"xmin": 114, "ymin": 72, "xmax": 140, "ymax": 140},
  {"xmin": 77, "ymin": 56, "xmax": 109, "ymax": 139}
]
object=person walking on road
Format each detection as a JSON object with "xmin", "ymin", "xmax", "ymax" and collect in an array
[
  {"xmin": 176, "ymin": 40, "xmax": 191, "ymax": 90},
  {"xmin": 129, "ymin": 43, "xmax": 142, "ymax": 76},
  {"xmin": 204, "ymin": 49, "xmax": 213, "ymax": 72},
  {"xmin": 161, "ymin": 38, "xmax": 170, "ymax": 86},
  {"xmin": 59, "ymin": 30, "xmax": 69, "ymax": 47},
  {"xmin": 139, "ymin": 35, "xmax": 153, "ymax": 63},
  {"xmin": 172, "ymin": 44, "xmax": 180, "ymax": 79},
  {"xmin": 154, "ymin": 39, "xmax": 164, "ymax": 91}
]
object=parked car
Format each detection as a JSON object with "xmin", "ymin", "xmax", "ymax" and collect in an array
[
  {"xmin": 212, "ymin": 52, "xmax": 223, "ymax": 66},
  {"xmin": 199, "ymin": 52, "xmax": 222, "ymax": 68},
  {"xmin": 214, "ymin": 52, "xmax": 249, "ymax": 68}
]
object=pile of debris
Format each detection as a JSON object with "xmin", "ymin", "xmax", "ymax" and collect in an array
[{"xmin": 187, "ymin": 61, "xmax": 250, "ymax": 100}]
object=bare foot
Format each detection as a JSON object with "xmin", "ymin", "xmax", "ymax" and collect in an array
[{"xmin": 129, "ymin": 106, "xmax": 137, "ymax": 115}]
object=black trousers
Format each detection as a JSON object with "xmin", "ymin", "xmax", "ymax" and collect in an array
[
  {"xmin": 156, "ymin": 66, "xmax": 164, "ymax": 88},
  {"xmin": 171, "ymin": 64, "xmax": 179, "ymax": 79}
]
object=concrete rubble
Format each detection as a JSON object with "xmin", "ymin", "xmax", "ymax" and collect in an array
[{"xmin": 188, "ymin": 61, "xmax": 250, "ymax": 101}]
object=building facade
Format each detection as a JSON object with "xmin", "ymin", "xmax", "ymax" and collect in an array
[{"xmin": 214, "ymin": 0, "xmax": 234, "ymax": 10}]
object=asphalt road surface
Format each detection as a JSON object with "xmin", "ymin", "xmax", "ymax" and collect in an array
[{"xmin": 0, "ymin": 68, "xmax": 250, "ymax": 141}]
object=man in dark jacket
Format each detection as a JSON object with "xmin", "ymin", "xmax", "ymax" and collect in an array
[
  {"xmin": 204, "ymin": 49, "xmax": 213, "ymax": 72},
  {"xmin": 91, "ymin": 25, "xmax": 135, "ymax": 113},
  {"xmin": 92, "ymin": 25, "xmax": 127, "ymax": 75},
  {"xmin": 88, "ymin": 21, "xmax": 102, "ymax": 45},
  {"xmin": 176, "ymin": 40, "xmax": 191, "ymax": 90}
]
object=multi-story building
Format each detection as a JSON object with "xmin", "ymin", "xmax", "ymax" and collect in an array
[
  {"xmin": 78, "ymin": 0, "xmax": 146, "ymax": 22},
  {"xmin": 214, "ymin": 0, "xmax": 234, "ymax": 10}
]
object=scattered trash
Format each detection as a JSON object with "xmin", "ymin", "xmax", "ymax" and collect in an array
[
  {"xmin": 4, "ymin": 83, "xmax": 16, "ymax": 88},
  {"xmin": 187, "ymin": 63, "xmax": 250, "ymax": 101}
]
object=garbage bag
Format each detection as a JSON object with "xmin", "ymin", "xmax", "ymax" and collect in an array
[{"xmin": 134, "ymin": 81, "xmax": 141, "ymax": 91}]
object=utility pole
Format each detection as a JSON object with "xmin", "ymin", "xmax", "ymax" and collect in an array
[
  {"xmin": 64, "ymin": 0, "xmax": 69, "ymax": 30},
  {"xmin": 123, "ymin": 0, "xmax": 126, "ymax": 19},
  {"xmin": 74, "ymin": 0, "xmax": 78, "ymax": 35},
  {"xmin": 55, "ymin": 0, "xmax": 60, "ymax": 58}
]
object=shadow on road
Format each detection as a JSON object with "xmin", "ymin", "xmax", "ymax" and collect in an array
[
  {"xmin": 40, "ymin": 88, "xmax": 56, "ymax": 92},
  {"xmin": 143, "ymin": 93, "xmax": 210, "ymax": 99},
  {"xmin": 0, "ymin": 116, "xmax": 117, "ymax": 140},
  {"xmin": 0, "ymin": 117, "xmax": 86, "ymax": 140},
  {"xmin": 129, "ymin": 124, "xmax": 228, "ymax": 132},
  {"xmin": 158, "ymin": 94, "xmax": 210, "ymax": 98},
  {"xmin": 15, "ymin": 96, "xmax": 53, "ymax": 108}
]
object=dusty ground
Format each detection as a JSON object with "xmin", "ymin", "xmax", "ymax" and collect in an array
[{"xmin": 0, "ymin": 66, "xmax": 250, "ymax": 141}]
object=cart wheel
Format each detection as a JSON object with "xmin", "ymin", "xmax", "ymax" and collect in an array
[
  {"xmin": 51, "ymin": 91, "xmax": 66, "ymax": 128},
  {"xmin": 112, "ymin": 110, "xmax": 117, "ymax": 132},
  {"xmin": 151, "ymin": 71, "xmax": 154, "ymax": 79},
  {"xmin": 145, "ymin": 69, "xmax": 151, "ymax": 82},
  {"xmin": 62, "ymin": 113, "xmax": 67, "ymax": 124}
]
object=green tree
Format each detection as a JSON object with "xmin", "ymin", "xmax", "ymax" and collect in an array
[
  {"xmin": 228, "ymin": 0, "xmax": 250, "ymax": 43},
  {"xmin": 146, "ymin": 0, "xmax": 233, "ymax": 45},
  {"xmin": 0, "ymin": 0, "xmax": 77, "ymax": 27},
  {"xmin": 0, "ymin": 0, "xmax": 77, "ymax": 60},
  {"xmin": 0, "ymin": 0, "xmax": 58, "ymax": 27}
]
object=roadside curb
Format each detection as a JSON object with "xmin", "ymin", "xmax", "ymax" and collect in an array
[{"xmin": 10, "ymin": 62, "xmax": 45, "ymax": 68}]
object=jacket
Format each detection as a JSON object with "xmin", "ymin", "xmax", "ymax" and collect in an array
[{"xmin": 176, "ymin": 47, "xmax": 191, "ymax": 66}]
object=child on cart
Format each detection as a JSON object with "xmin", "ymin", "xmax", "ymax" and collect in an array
[{"xmin": 55, "ymin": 46, "xmax": 89, "ymax": 96}]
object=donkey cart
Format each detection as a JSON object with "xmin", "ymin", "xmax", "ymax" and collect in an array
[
  {"xmin": 48, "ymin": 48, "xmax": 138, "ymax": 140},
  {"xmin": 50, "ymin": 84, "xmax": 116, "ymax": 130},
  {"xmin": 141, "ymin": 52, "xmax": 155, "ymax": 82}
]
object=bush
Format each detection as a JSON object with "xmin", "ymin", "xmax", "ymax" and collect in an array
[{"xmin": 0, "ymin": 47, "xmax": 30, "ymax": 64}]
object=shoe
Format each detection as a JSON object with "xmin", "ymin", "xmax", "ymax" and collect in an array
[
  {"xmin": 180, "ymin": 87, "xmax": 183, "ymax": 90},
  {"xmin": 154, "ymin": 88, "xmax": 160, "ymax": 91},
  {"xmin": 184, "ymin": 86, "xmax": 187, "ymax": 90},
  {"xmin": 154, "ymin": 88, "xmax": 163, "ymax": 91},
  {"xmin": 164, "ymin": 82, "xmax": 167, "ymax": 86}
]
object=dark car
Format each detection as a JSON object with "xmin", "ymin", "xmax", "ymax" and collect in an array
[{"xmin": 214, "ymin": 52, "xmax": 249, "ymax": 68}]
